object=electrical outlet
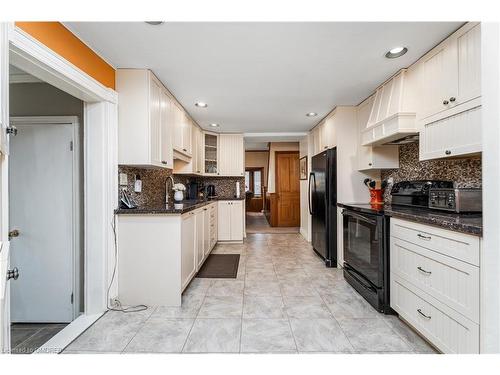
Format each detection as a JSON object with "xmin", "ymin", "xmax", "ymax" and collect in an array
[
  {"xmin": 109, "ymin": 298, "xmax": 120, "ymax": 308},
  {"xmin": 119, "ymin": 173, "xmax": 128, "ymax": 186}
]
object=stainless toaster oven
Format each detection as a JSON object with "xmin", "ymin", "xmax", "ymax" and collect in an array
[{"xmin": 429, "ymin": 188, "xmax": 482, "ymax": 213}]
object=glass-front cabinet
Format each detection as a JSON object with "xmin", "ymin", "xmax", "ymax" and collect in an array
[{"xmin": 204, "ymin": 132, "xmax": 219, "ymax": 175}]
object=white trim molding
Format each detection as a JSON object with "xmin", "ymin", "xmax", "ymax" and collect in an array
[{"xmin": 7, "ymin": 23, "xmax": 117, "ymax": 104}]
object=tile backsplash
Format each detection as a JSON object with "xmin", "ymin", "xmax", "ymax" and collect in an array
[
  {"xmin": 118, "ymin": 166, "xmax": 245, "ymax": 207},
  {"xmin": 381, "ymin": 142, "xmax": 482, "ymax": 202}
]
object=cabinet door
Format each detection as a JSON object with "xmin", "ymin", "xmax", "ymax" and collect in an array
[
  {"xmin": 172, "ymin": 104, "xmax": 184, "ymax": 151},
  {"xmin": 195, "ymin": 210, "xmax": 204, "ymax": 270},
  {"xmin": 457, "ymin": 24, "xmax": 481, "ymax": 105},
  {"xmin": 322, "ymin": 117, "xmax": 336, "ymax": 150},
  {"xmin": 421, "ymin": 42, "xmax": 457, "ymax": 119},
  {"xmin": 230, "ymin": 201, "xmax": 244, "ymax": 241},
  {"xmin": 160, "ymin": 91, "xmax": 173, "ymax": 168},
  {"xmin": 203, "ymin": 208, "xmax": 211, "ymax": 257},
  {"xmin": 420, "ymin": 105, "xmax": 481, "ymax": 160},
  {"xmin": 219, "ymin": 134, "xmax": 244, "ymax": 176},
  {"xmin": 181, "ymin": 115, "xmax": 192, "ymax": 155},
  {"xmin": 217, "ymin": 201, "xmax": 232, "ymax": 241},
  {"xmin": 204, "ymin": 132, "xmax": 219, "ymax": 175},
  {"xmin": 149, "ymin": 77, "xmax": 162, "ymax": 165},
  {"xmin": 181, "ymin": 213, "xmax": 196, "ymax": 289}
]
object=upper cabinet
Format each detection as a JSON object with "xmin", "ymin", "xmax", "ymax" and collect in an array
[
  {"xmin": 203, "ymin": 132, "xmax": 219, "ymax": 175},
  {"xmin": 116, "ymin": 69, "xmax": 173, "ymax": 169},
  {"xmin": 310, "ymin": 113, "xmax": 337, "ymax": 156},
  {"xmin": 361, "ymin": 69, "xmax": 418, "ymax": 146},
  {"xmin": 218, "ymin": 134, "xmax": 245, "ymax": 176},
  {"xmin": 174, "ymin": 121, "xmax": 204, "ymax": 175},
  {"xmin": 419, "ymin": 23, "xmax": 482, "ymax": 160},
  {"xmin": 172, "ymin": 103, "xmax": 193, "ymax": 159},
  {"xmin": 356, "ymin": 95, "xmax": 399, "ymax": 170},
  {"xmin": 420, "ymin": 23, "xmax": 481, "ymax": 122}
]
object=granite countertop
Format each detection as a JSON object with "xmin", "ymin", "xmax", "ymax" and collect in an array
[
  {"xmin": 337, "ymin": 203, "xmax": 482, "ymax": 237},
  {"xmin": 115, "ymin": 197, "xmax": 245, "ymax": 215},
  {"xmin": 384, "ymin": 205, "xmax": 482, "ymax": 237}
]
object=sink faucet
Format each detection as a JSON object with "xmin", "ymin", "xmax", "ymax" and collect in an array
[{"xmin": 165, "ymin": 175, "xmax": 174, "ymax": 205}]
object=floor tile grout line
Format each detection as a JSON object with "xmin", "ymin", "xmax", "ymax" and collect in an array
[
  {"xmin": 11, "ymin": 326, "xmax": 46, "ymax": 353},
  {"xmin": 120, "ymin": 306, "xmax": 157, "ymax": 353},
  {"xmin": 180, "ymin": 286, "xmax": 209, "ymax": 353}
]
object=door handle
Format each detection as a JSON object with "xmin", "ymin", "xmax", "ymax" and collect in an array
[
  {"xmin": 417, "ymin": 308, "xmax": 431, "ymax": 320},
  {"xmin": 7, "ymin": 267, "xmax": 19, "ymax": 281},
  {"xmin": 308, "ymin": 173, "xmax": 314, "ymax": 215}
]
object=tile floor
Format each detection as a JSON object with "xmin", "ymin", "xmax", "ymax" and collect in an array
[
  {"xmin": 11, "ymin": 323, "xmax": 68, "ymax": 354},
  {"xmin": 63, "ymin": 233, "xmax": 437, "ymax": 354}
]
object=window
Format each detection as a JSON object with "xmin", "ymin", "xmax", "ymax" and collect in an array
[{"xmin": 245, "ymin": 168, "xmax": 263, "ymax": 197}]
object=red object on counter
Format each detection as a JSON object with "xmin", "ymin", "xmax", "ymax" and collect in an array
[{"xmin": 369, "ymin": 189, "xmax": 384, "ymax": 204}]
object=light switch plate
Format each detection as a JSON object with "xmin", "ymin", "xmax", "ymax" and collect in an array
[{"xmin": 119, "ymin": 173, "xmax": 128, "ymax": 186}]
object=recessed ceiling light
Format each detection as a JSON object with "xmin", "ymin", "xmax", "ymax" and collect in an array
[
  {"xmin": 145, "ymin": 21, "xmax": 164, "ymax": 26},
  {"xmin": 385, "ymin": 47, "xmax": 408, "ymax": 59},
  {"xmin": 195, "ymin": 102, "xmax": 208, "ymax": 108},
  {"xmin": 209, "ymin": 123, "xmax": 220, "ymax": 128},
  {"xmin": 306, "ymin": 112, "xmax": 318, "ymax": 117}
]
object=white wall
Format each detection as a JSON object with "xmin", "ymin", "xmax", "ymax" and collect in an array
[
  {"xmin": 267, "ymin": 142, "xmax": 300, "ymax": 193},
  {"xmin": 299, "ymin": 137, "xmax": 310, "ymax": 241},
  {"xmin": 480, "ymin": 22, "xmax": 500, "ymax": 354}
]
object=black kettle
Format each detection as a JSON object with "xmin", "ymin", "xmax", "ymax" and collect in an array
[{"xmin": 207, "ymin": 185, "xmax": 216, "ymax": 197}]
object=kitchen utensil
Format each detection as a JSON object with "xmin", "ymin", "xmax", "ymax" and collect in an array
[
  {"xmin": 369, "ymin": 180, "xmax": 376, "ymax": 189},
  {"xmin": 363, "ymin": 178, "xmax": 371, "ymax": 188}
]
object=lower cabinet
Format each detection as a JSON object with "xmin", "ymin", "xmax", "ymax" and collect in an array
[
  {"xmin": 218, "ymin": 200, "xmax": 244, "ymax": 241},
  {"xmin": 181, "ymin": 211, "xmax": 197, "ymax": 291},
  {"xmin": 389, "ymin": 218, "xmax": 480, "ymax": 353},
  {"xmin": 117, "ymin": 202, "xmax": 219, "ymax": 308}
]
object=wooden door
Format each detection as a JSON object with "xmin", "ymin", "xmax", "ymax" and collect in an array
[{"xmin": 275, "ymin": 152, "xmax": 300, "ymax": 227}]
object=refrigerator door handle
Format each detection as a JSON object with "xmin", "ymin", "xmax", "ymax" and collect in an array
[{"xmin": 308, "ymin": 173, "xmax": 315, "ymax": 215}]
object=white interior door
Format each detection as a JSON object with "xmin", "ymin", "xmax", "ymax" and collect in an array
[{"xmin": 10, "ymin": 120, "xmax": 76, "ymax": 323}]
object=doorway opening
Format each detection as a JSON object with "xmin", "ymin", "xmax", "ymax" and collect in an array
[{"xmin": 8, "ymin": 67, "xmax": 84, "ymax": 354}]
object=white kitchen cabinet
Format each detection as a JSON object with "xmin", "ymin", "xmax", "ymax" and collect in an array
[
  {"xmin": 322, "ymin": 116, "xmax": 336, "ymax": 151},
  {"xmin": 203, "ymin": 207, "xmax": 211, "ymax": 258},
  {"xmin": 203, "ymin": 132, "xmax": 219, "ymax": 175},
  {"xmin": 116, "ymin": 69, "xmax": 173, "ymax": 168},
  {"xmin": 218, "ymin": 200, "xmax": 244, "ymax": 241},
  {"xmin": 420, "ymin": 23, "xmax": 481, "ymax": 122},
  {"xmin": 389, "ymin": 218, "xmax": 480, "ymax": 353},
  {"xmin": 310, "ymin": 122, "xmax": 323, "ymax": 156},
  {"xmin": 218, "ymin": 134, "xmax": 244, "ymax": 176},
  {"xmin": 172, "ymin": 103, "xmax": 193, "ymax": 159},
  {"xmin": 181, "ymin": 211, "xmax": 196, "ymax": 291},
  {"xmin": 173, "ymin": 122, "xmax": 204, "ymax": 175},
  {"xmin": 356, "ymin": 95, "xmax": 399, "ymax": 170},
  {"xmin": 418, "ymin": 23, "xmax": 482, "ymax": 160},
  {"xmin": 194, "ymin": 209, "xmax": 204, "ymax": 270}
]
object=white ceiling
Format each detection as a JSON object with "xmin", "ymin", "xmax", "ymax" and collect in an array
[{"xmin": 64, "ymin": 22, "xmax": 462, "ymax": 133}]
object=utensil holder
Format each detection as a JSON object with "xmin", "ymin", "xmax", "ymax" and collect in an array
[{"xmin": 369, "ymin": 189, "xmax": 384, "ymax": 204}]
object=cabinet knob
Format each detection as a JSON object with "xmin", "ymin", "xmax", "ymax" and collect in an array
[
  {"xmin": 449, "ymin": 97, "xmax": 456, "ymax": 102},
  {"xmin": 445, "ymin": 150, "xmax": 451, "ymax": 155},
  {"xmin": 324, "ymin": 146, "xmax": 328, "ymax": 149},
  {"xmin": 183, "ymin": 148, "xmax": 187, "ymax": 152},
  {"xmin": 442, "ymin": 99, "xmax": 449, "ymax": 105},
  {"xmin": 368, "ymin": 163, "xmax": 372, "ymax": 166},
  {"xmin": 161, "ymin": 161, "xmax": 168, "ymax": 164}
]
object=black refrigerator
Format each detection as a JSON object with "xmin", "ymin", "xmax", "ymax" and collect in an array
[{"xmin": 308, "ymin": 148, "xmax": 337, "ymax": 267}]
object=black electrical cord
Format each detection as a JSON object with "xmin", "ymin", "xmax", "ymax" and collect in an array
[{"xmin": 107, "ymin": 212, "xmax": 148, "ymax": 313}]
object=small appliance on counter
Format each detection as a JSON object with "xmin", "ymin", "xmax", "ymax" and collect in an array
[
  {"xmin": 429, "ymin": 188, "xmax": 482, "ymax": 213},
  {"xmin": 207, "ymin": 184, "xmax": 216, "ymax": 199},
  {"xmin": 390, "ymin": 180, "xmax": 453, "ymax": 207},
  {"xmin": 120, "ymin": 188, "xmax": 137, "ymax": 209},
  {"xmin": 187, "ymin": 181, "xmax": 199, "ymax": 200}
]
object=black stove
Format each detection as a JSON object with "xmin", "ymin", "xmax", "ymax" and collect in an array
[{"xmin": 337, "ymin": 180, "xmax": 453, "ymax": 314}]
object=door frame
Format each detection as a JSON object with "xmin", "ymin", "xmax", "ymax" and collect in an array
[
  {"xmin": 1, "ymin": 23, "xmax": 118, "ymax": 353},
  {"xmin": 10, "ymin": 116, "xmax": 81, "ymax": 320}
]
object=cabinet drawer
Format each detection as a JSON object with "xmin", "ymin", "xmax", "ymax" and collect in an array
[
  {"xmin": 390, "ymin": 218, "xmax": 480, "ymax": 266},
  {"xmin": 391, "ymin": 275, "xmax": 479, "ymax": 354},
  {"xmin": 391, "ymin": 237, "xmax": 479, "ymax": 322}
]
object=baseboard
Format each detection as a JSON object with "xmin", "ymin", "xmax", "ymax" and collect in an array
[{"xmin": 300, "ymin": 227, "xmax": 309, "ymax": 242}]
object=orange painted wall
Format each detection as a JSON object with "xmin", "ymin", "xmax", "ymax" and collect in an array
[{"xmin": 15, "ymin": 22, "xmax": 115, "ymax": 89}]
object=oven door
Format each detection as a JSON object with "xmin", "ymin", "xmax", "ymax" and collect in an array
[{"xmin": 342, "ymin": 210, "xmax": 383, "ymax": 289}]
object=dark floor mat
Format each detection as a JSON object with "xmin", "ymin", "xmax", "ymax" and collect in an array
[{"xmin": 196, "ymin": 254, "xmax": 240, "ymax": 278}]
